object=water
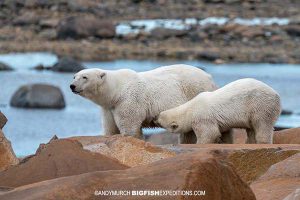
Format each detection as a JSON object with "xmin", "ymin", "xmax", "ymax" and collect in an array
[
  {"xmin": 0, "ymin": 52, "xmax": 300, "ymax": 156},
  {"xmin": 116, "ymin": 17, "xmax": 290, "ymax": 35}
]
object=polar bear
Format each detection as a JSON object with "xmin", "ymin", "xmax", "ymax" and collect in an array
[
  {"xmin": 156, "ymin": 78, "xmax": 281, "ymax": 144},
  {"xmin": 70, "ymin": 64, "xmax": 217, "ymax": 141}
]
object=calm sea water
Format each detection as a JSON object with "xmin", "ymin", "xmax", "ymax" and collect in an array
[{"xmin": 0, "ymin": 52, "xmax": 299, "ymax": 156}]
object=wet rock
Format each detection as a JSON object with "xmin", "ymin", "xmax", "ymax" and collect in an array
[
  {"xmin": 274, "ymin": 128, "xmax": 300, "ymax": 144},
  {"xmin": 10, "ymin": 84, "xmax": 66, "ymax": 109},
  {"xmin": 0, "ymin": 62, "xmax": 13, "ymax": 71},
  {"xmin": 251, "ymin": 153, "xmax": 300, "ymax": 200},
  {"xmin": 0, "ymin": 151, "xmax": 256, "ymax": 200},
  {"xmin": 0, "ymin": 130, "xmax": 19, "ymax": 172},
  {"xmin": 57, "ymin": 16, "xmax": 116, "ymax": 39},
  {"xmin": 70, "ymin": 135, "xmax": 176, "ymax": 167},
  {"xmin": 0, "ymin": 112, "xmax": 7, "ymax": 129},
  {"xmin": 12, "ymin": 12, "xmax": 39, "ymax": 26},
  {"xmin": 0, "ymin": 139, "xmax": 128, "ymax": 187},
  {"xmin": 51, "ymin": 56, "xmax": 85, "ymax": 72},
  {"xmin": 150, "ymin": 27, "xmax": 188, "ymax": 39}
]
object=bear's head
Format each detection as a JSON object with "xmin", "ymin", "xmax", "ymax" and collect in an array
[
  {"xmin": 70, "ymin": 68, "xmax": 106, "ymax": 97},
  {"xmin": 156, "ymin": 109, "xmax": 187, "ymax": 134}
]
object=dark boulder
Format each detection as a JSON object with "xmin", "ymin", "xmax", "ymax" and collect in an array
[
  {"xmin": 10, "ymin": 84, "xmax": 66, "ymax": 109},
  {"xmin": 51, "ymin": 56, "xmax": 85, "ymax": 72}
]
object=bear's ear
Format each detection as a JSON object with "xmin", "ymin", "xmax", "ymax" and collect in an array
[{"xmin": 99, "ymin": 72, "xmax": 106, "ymax": 79}]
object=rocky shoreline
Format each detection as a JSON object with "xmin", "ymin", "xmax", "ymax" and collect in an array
[
  {"xmin": 1, "ymin": 111, "xmax": 300, "ymax": 199},
  {"xmin": 0, "ymin": 0, "xmax": 300, "ymax": 63}
]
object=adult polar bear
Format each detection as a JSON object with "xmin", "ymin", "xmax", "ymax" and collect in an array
[
  {"xmin": 156, "ymin": 78, "xmax": 281, "ymax": 144},
  {"xmin": 70, "ymin": 64, "xmax": 217, "ymax": 141}
]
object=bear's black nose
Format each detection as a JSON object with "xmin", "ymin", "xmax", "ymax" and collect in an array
[{"xmin": 70, "ymin": 84, "xmax": 76, "ymax": 91}]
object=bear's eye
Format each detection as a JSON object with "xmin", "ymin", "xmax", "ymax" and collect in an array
[
  {"xmin": 82, "ymin": 76, "xmax": 88, "ymax": 80},
  {"xmin": 171, "ymin": 124, "xmax": 178, "ymax": 129}
]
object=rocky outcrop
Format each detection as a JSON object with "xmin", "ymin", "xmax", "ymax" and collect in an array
[
  {"xmin": 57, "ymin": 16, "xmax": 116, "ymax": 39},
  {"xmin": 0, "ymin": 112, "xmax": 7, "ymax": 129},
  {"xmin": 251, "ymin": 153, "xmax": 300, "ymax": 200},
  {"xmin": 0, "ymin": 151, "xmax": 256, "ymax": 200},
  {"xmin": 70, "ymin": 135, "xmax": 176, "ymax": 167},
  {"xmin": 274, "ymin": 128, "xmax": 300, "ymax": 144},
  {"xmin": 10, "ymin": 84, "xmax": 65, "ymax": 109},
  {"xmin": 0, "ymin": 113, "xmax": 19, "ymax": 172},
  {"xmin": 0, "ymin": 139, "xmax": 128, "ymax": 188},
  {"xmin": 0, "ymin": 130, "xmax": 19, "ymax": 172},
  {"xmin": 51, "ymin": 56, "xmax": 85, "ymax": 72}
]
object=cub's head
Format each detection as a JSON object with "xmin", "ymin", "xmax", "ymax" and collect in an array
[
  {"xmin": 156, "ymin": 110, "xmax": 183, "ymax": 134},
  {"xmin": 70, "ymin": 68, "xmax": 106, "ymax": 97}
]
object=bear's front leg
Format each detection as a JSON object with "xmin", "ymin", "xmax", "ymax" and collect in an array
[
  {"xmin": 192, "ymin": 123, "xmax": 221, "ymax": 144},
  {"xmin": 102, "ymin": 108, "xmax": 120, "ymax": 136},
  {"xmin": 113, "ymin": 107, "xmax": 145, "ymax": 139},
  {"xmin": 179, "ymin": 131, "xmax": 197, "ymax": 144}
]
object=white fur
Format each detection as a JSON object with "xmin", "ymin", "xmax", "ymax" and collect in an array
[
  {"xmin": 71, "ymin": 64, "xmax": 217, "ymax": 138},
  {"xmin": 157, "ymin": 78, "xmax": 281, "ymax": 144}
]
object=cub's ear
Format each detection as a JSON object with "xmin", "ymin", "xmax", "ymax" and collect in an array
[{"xmin": 99, "ymin": 72, "xmax": 106, "ymax": 79}]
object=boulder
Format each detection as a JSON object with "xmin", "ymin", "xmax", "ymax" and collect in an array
[
  {"xmin": 274, "ymin": 128, "xmax": 300, "ymax": 144},
  {"xmin": 251, "ymin": 153, "xmax": 300, "ymax": 200},
  {"xmin": 57, "ymin": 16, "xmax": 116, "ymax": 39},
  {"xmin": 0, "ymin": 151, "xmax": 256, "ymax": 200},
  {"xmin": 69, "ymin": 135, "xmax": 176, "ymax": 167},
  {"xmin": 0, "ymin": 139, "xmax": 128, "ymax": 188},
  {"xmin": 0, "ymin": 112, "xmax": 7, "ymax": 129},
  {"xmin": 0, "ymin": 62, "xmax": 13, "ymax": 71},
  {"xmin": 0, "ymin": 130, "xmax": 19, "ymax": 172},
  {"xmin": 51, "ymin": 56, "xmax": 85, "ymax": 72},
  {"xmin": 10, "ymin": 84, "xmax": 66, "ymax": 109}
]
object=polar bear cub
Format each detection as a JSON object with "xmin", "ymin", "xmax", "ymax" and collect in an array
[
  {"xmin": 156, "ymin": 78, "xmax": 281, "ymax": 144},
  {"xmin": 70, "ymin": 64, "xmax": 217, "ymax": 139}
]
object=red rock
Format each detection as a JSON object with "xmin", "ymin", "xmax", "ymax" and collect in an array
[
  {"xmin": 0, "ymin": 139, "xmax": 128, "ymax": 187},
  {"xmin": 0, "ymin": 112, "xmax": 7, "ymax": 129},
  {"xmin": 251, "ymin": 153, "xmax": 300, "ymax": 200},
  {"xmin": 0, "ymin": 130, "xmax": 19, "ymax": 172},
  {"xmin": 70, "ymin": 135, "xmax": 176, "ymax": 167},
  {"xmin": 274, "ymin": 128, "xmax": 300, "ymax": 144},
  {"xmin": 0, "ymin": 151, "xmax": 256, "ymax": 200}
]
